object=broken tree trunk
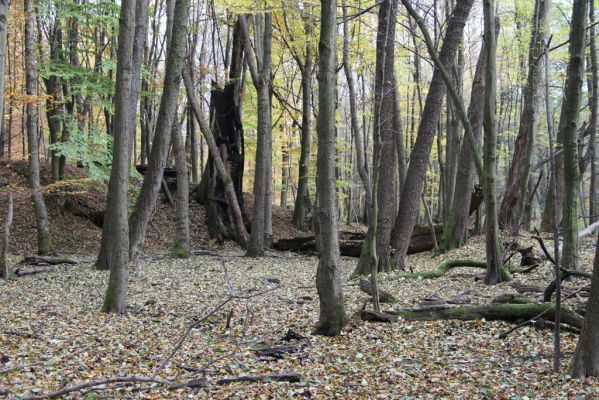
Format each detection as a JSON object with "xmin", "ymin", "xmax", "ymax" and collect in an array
[
  {"xmin": 389, "ymin": 302, "xmax": 584, "ymax": 329},
  {"xmin": 394, "ymin": 259, "xmax": 510, "ymax": 281},
  {"xmin": 274, "ymin": 225, "xmax": 442, "ymax": 258}
]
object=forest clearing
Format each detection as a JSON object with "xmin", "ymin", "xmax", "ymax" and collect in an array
[{"xmin": 1, "ymin": 0, "xmax": 599, "ymax": 398}]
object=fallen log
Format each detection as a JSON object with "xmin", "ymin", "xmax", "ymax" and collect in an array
[
  {"xmin": 274, "ymin": 225, "xmax": 443, "ymax": 257},
  {"xmin": 15, "ymin": 267, "xmax": 57, "ymax": 277},
  {"xmin": 393, "ymin": 259, "xmax": 511, "ymax": 281},
  {"xmin": 389, "ymin": 302, "xmax": 584, "ymax": 329},
  {"xmin": 359, "ymin": 277, "xmax": 398, "ymax": 303},
  {"xmin": 20, "ymin": 256, "xmax": 79, "ymax": 266},
  {"xmin": 361, "ymin": 309, "xmax": 398, "ymax": 323},
  {"xmin": 216, "ymin": 372, "xmax": 301, "ymax": 385},
  {"xmin": 252, "ymin": 342, "xmax": 308, "ymax": 359}
]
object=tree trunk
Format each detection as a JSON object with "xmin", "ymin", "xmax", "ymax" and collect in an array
[
  {"xmin": 559, "ymin": 0, "xmax": 587, "ymax": 273},
  {"xmin": 391, "ymin": 0, "xmax": 474, "ymax": 270},
  {"xmin": 25, "ymin": 0, "xmax": 52, "ymax": 256},
  {"xmin": 95, "ymin": 0, "xmax": 149, "ymax": 271},
  {"xmin": 342, "ymin": 2, "xmax": 371, "ymax": 224},
  {"xmin": 171, "ymin": 119, "xmax": 189, "ymax": 258},
  {"xmin": 314, "ymin": 0, "xmax": 346, "ymax": 336},
  {"xmin": 183, "ymin": 68, "xmax": 248, "ymax": 246},
  {"xmin": 128, "ymin": 0, "xmax": 190, "ymax": 265},
  {"xmin": 482, "ymin": 1, "xmax": 504, "ymax": 285},
  {"xmin": 499, "ymin": 0, "xmax": 550, "ymax": 230},
  {"xmin": 1, "ymin": 192, "xmax": 12, "ymax": 280},
  {"xmin": 570, "ymin": 233, "xmax": 599, "ymax": 377},
  {"xmin": 243, "ymin": 14, "xmax": 273, "ymax": 257},
  {"xmin": 101, "ymin": 0, "xmax": 146, "ymax": 313},
  {"xmin": 442, "ymin": 31, "xmax": 489, "ymax": 250},
  {"xmin": 0, "ymin": 0, "xmax": 8, "ymax": 160},
  {"xmin": 587, "ymin": 0, "xmax": 597, "ymax": 226}
]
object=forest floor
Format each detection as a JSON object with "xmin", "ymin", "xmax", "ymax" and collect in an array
[
  {"xmin": 1, "ymin": 161, "xmax": 599, "ymax": 399},
  {"xmin": 1, "ymin": 237, "xmax": 598, "ymax": 399}
]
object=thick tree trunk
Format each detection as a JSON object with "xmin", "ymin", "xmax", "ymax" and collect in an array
[
  {"xmin": 570, "ymin": 233, "xmax": 599, "ymax": 377},
  {"xmin": 559, "ymin": 0, "xmax": 587, "ymax": 273},
  {"xmin": 101, "ymin": 0, "xmax": 146, "ymax": 313},
  {"xmin": 128, "ymin": 0, "xmax": 190, "ymax": 265},
  {"xmin": 391, "ymin": 0, "xmax": 474, "ymax": 270},
  {"xmin": 314, "ymin": 0, "xmax": 346, "ymax": 336},
  {"xmin": 184, "ymin": 68, "xmax": 248, "ymax": 246},
  {"xmin": 499, "ymin": 0, "xmax": 550, "ymax": 230},
  {"xmin": 25, "ymin": 0, "xmax": 52, "ymax": 256}
]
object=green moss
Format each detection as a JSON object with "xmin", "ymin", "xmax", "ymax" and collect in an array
[
  {"xmin": 38, "ymin": 232, "xmax": 53, "ymax": 256},
  {"xmin": 172, "ymin": 242, "xmax": 189, "ymax": 259},
  {"xmin": 441, "ymin": 212, "xmax": 458, "ymax": 251}
]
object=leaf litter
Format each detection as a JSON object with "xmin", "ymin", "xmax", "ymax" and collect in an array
[{"xmin": 1, "ymin": 235, "xmax": 598, "ymax": 399}]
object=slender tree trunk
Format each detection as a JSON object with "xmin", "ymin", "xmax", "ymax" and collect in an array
[
  {"xmin": 96, "ymin": 0, "xmax": 149, "ymax": 271},
  {"xmin": 1, "ymin": 192, "xmax": 12, "ymax": 280},
  {"xmin": 559, "ymin": 0, "xmax": 587, "ymax": 273},
  {"xmin": 172, "ymin": 119, "xmax": 189, "ymax": 258},
  {"xmin": 391, "ymin": 0, "xmax": 474, "ymax": 270},
  {"xmin": 482, "ymin": 1, "xmax": 504, "ymax": 285},
  {"xmin": 101, "ymin": 0, "xmax": 143, "ymax": 313},
  {"xmin": 128, "ymin": 0, "xmax": 191, "ymax": 266},
  {"xmin": 588, "ymin": 0, "xmax": 598, "ymax": 226},
  {"xmin": 242, "ymin": 14, "xmax": 273, "ymax": 257},
  {"xmin": 0, "ymin": 0, "xmax": 8, "ymax": 159},
  {"xmin": 442, "ymin": 31, "xmax": 490, "ymax": 250},
  {"xmin": 342, "ymin": 2, "xmax": 371, "ymax": 224},
  {"xmin": 314, "ymin": 0, "xmax": 346, "ymax": 336},
  {"xmin": 499, "ymin": 0, "xmax": 550, "ymax": 230},
  {"xmin": 25, "ymin": 0, "xmax": 52, "ymax": 256}
]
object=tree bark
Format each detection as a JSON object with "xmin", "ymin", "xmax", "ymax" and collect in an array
[
  {"xmin": 558, "ymin": 0, "xmax": 587, "ymax": 273},
  {"xmin": 342, "ymin": 2, "xmax": 371, "ymax": 224},
  {"xmin": 589, "ymin": 0, "xmax": 598, "ymax": 226},
  {"xmin": 171, "ymin": 119, "xmax": 189, "ymax": 258},
  {"xmin": 391, "ymin": 0, "xmax": 475, "ymax": 270},
  {"xmin": 128, "ymin": 0, "xmax": 191, "ymax": 266},
  {"xmin": 499, "ymin": 0, "xmax": 550, "ymax": 230},
  {"xmin": 25, "ymin": 0, "xmax": 52, "ymax": 256},
  {"xmin": 314, "ymin": 0, "xmax": 346, "ymax": 336},
  {"xmin": 101, "ymin": 0, "xmax": 145, "ymax": 313},
  {"xmin": 0, "ymin": 0, "xmax": 9, "ymax": 160},
  {"xmin": 183, "ymin": 68, "xmax": 248, "ymax": 246},
  {"xmin": 1, "ymin": 192, "xmax": 12, "ymax": 280},
  {"xmin": 481, "ymin": 2, "xmax": 504, "ymax": 285},
  {"xmin": 242, "ymin": 14, "xmax": 273, "ymax": 257}
]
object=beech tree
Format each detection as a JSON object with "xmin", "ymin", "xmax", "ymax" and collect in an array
[
  {"xmin": 314, "ymin": 0, "xmax": 345, "ymax": 336},
  {"xmin": 24, "ymin": 0, "xmax": 52, "ymax": 256}
]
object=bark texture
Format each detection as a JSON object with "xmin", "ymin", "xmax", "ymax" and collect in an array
[
  {"xmin": 25, "ymin": 0, "xmax": 52, "ymax": 256},
  {"xmin": 391, "ymin": 0, "xmax": 474, "ymax": 270},
  {"xmin": 314, "ymin": 0, "xmax": 346, "ymax": 336}
]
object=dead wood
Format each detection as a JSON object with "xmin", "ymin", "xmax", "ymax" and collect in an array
[
  {"xmin": 361, "ymin": 309, "xmax": 398, "ymax": 323},
  {"xmin": 359, "ymin": 276, "xmax": 397, "ymax": 303},
  {"xmin": 216, "ymin": 372, "xmax": 301, "ymax": 385}
]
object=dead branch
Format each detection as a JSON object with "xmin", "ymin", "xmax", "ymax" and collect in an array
[{"xmin": 216, "ymin": 372, "xmax": 301, "ymax": 385}]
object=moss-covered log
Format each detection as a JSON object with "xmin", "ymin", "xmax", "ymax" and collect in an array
[
  {"xmin": 389, "ymin": 302, "xmax": 584, "ymax": 329},
  {"xmin": 392, "ymin": 259, "xmax": 510, "ymax": 281}
]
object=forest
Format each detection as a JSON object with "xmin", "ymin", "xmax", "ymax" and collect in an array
[{"xmin": 1, "ymin": 0, "xmax": 599, "ymax": 397}]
